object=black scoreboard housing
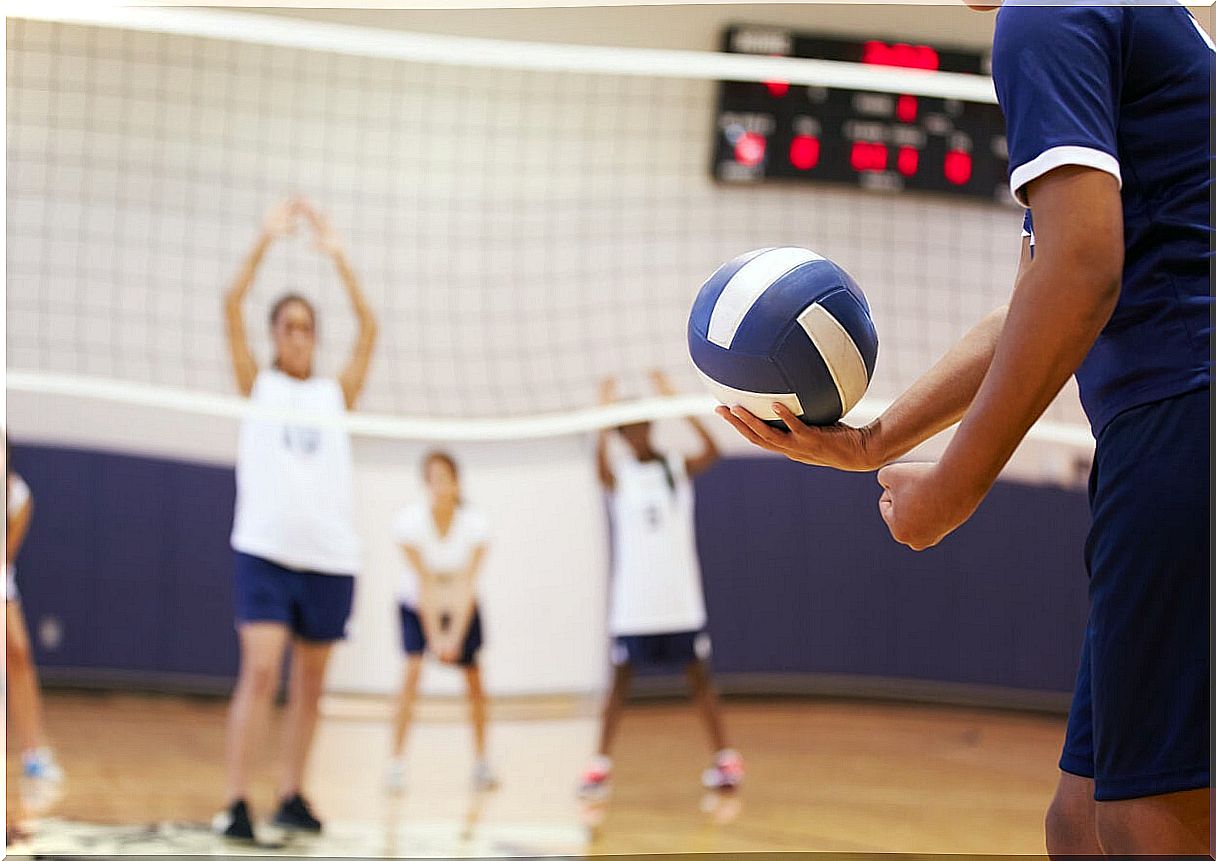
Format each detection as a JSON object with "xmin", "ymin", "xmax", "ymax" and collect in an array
[{"xmin": 712, "ymin": 25, "xmax": 1013, "ymax": 204}]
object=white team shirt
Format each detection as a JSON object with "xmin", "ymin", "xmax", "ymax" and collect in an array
[
  {"xmin": 393, "ymin": 501, "xmax": 489, "ymax": 608},
  {"xmin": 607, "ymin": 449, "xmax": 707, "ymax": 636},
  {"xmin": 230, "ymin": 368, "xmax": 361, "ymax": 574},
  {"xmin": 6, "ymin": 473, "xmax": 30, "ymax": 598}
]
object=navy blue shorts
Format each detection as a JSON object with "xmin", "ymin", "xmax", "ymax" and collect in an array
[
  {"xmin": 611, "ymin": 630, "xmax": 712, "ymax": 667},
  {"xmin": 232, "ymin": 551, "xmax": 355, "ymax": 642},
  {"xmin": 399, "ymin": 604, "xmax": 483, "ymax": 668},
  {"xmin": 1059, "ymin": 388, "xmax": 1209, "ymax": 801}
]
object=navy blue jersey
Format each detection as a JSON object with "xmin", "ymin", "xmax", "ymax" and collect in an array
[{"xmin": 996, "ymin": 2, "xmax": 1212, "ymax": 434}]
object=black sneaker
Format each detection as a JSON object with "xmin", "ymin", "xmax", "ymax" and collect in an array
[
  {"xmin": 272, "ymin": 793, "xmax": 323, "ymax": 833},
  {"xmin": 213, "ymin": 798, "xmax": 255, "ymax": 842}
]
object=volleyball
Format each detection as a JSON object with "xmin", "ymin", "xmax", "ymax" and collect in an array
[{"xmin": 687, "ymin": 247, "xmax": 879, "ymax": 426}]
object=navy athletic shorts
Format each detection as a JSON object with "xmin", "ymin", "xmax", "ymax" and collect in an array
[
  {"xmin": 232, "ymin": 551, "xmax": 355, "ymax": 642},
  {"xmin": 399, "ymin": 603, "xmax": 483, "ymax": 668},
  {"xmin": 611, "ymin": 630, "xmax": 712, "ymax": 667},
  {"xmin": 1059, "ymin": 387, "xmax": 1209, "ymax": 801}
]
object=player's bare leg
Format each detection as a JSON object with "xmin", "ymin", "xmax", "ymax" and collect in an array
[
  {"xmin": 384, "ymin": 655, "xmax": 424, "ymax": 792},
  {"xmin": 464, "ymin": 664, "xmax": 497, "ymax": 789},
  {"xmin": 687, "ymin": 660, "xmax": 743, "ymax": 790},
  {"xmin": 225, "ymin": 622, "xmax": 290, "ymax": 803},
  {"xmin": 277, "ymin": 638, "xmax": 333, "ymax": 800},
  {"xmin": 579, "ymin": 664, "xmax": 632, "ymax": 798},
  {"xmin": 1094, "ymin": 788, "xmax": 1209, "ymax": 855},
  {"xmin": 1044, "ymin": 772, "xmax": 1101, "ymax": 857}
]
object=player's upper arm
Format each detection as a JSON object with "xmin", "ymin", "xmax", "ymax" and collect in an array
[
  {"xmin": 1022, "ymin": 166, "xmax": 1123, "ymax": 299},
  {"xmin": 992, "ymin": 5, "xmax": 1124, "ymax": 207}
]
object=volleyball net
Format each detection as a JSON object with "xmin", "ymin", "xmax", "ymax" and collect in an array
[{"xmin": 5, "ymin": 6, "xmax": 1093, "ymax": 451}]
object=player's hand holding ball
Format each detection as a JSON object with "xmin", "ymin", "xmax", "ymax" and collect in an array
[{"xmin": 717, "ymin": 402, "xmax": 882, "ymax": 472}]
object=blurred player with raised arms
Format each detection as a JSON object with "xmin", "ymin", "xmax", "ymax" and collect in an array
[
  {"xmin": 580, "ymin": 371, "xmax": 743, "ymax": 800},
  {"xmin": 216, "ymin": 197, "xmax": 378, "ymax": 841},
  {"xmin": 721, "ymin": 2, "xmax": 1210, "ymax": 853}
]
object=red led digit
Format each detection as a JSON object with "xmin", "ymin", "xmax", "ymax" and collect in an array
[
  {"xmin": 897, "ymin": 146, "xmax": 919, "ymax": 176},
  {"xmin": 850, "ymin": 141, "xmax": 888, "ymax": 172},
  {"xmin": 862, "ymin": 40, "xmax": 940, "ymax": 71},
  {"xmin": 734, "ymin": 132, "xmax": 767, "ymax": 167},
  {"xmin": 896, "ymin": 94, "xmax": 918, "ymax": 123},
  {"xmin": 764, "ymin": 53, "xmax": 789, "ymax": 97},
  {"xmin": 944, "ymin": 149, "xmax": 973, "ymax": 185},
  {"xmin": 789, "ymin": 135, "xmax": 820, "ymax": 170}
]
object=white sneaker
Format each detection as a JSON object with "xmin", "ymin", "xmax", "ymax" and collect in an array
[
  {"xmin": 384, "ymin": 760, "xmax": 406, "ymax": 794},
  {"xmin": 20, "ymin": 748, "xmax": 64, "ymax": 813},
  {"xmin": 472, "ymin": 760, "xmax": 498, "ymax": 791},
  {"xmin": 577, "ymin": 755, "xmax": 613, "ymax": 801},
  {"xmin": 701, "ymin": 749, "xmax": 745, "ymax": 790}
]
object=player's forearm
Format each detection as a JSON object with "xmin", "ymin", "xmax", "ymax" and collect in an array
[
  {"xmin": 867, "ymin": 305, "xmax": 1007, "ymax": 463},
  {"xmin": 417, "ymin": 582, "xmax": 446, "ymax": 643},
  {"xmin": 595, "ymin": 432, "xmax": 615, "ymax": 488},
  {"xmin": 940, "ymin": 264, "xmax": 1117, "ymax": 497},
  {"xmin": 333, "ymin": 251, "xmax": 370, "ymax": 315},
  {"xmin": 685, "ymin": 416, "xmax": 719, "ymax": 458},
  {"xmin": 227, "ymin": 232, "xmax": 273, "ymax": 303}
]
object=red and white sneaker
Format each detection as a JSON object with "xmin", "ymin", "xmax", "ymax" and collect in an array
[
  {"xmin": 577, "ymin": 755, "xmax": 613, "ymax": 800},
  {"xmin": 701, "ymin": 749, "xmax": 744, "ymax": 790}
]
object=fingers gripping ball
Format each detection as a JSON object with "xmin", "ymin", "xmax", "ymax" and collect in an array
[{"xmin": 688, "ymin": 247, "xmax": 879, "ymax": 426}]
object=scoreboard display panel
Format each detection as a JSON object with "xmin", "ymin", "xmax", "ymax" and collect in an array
[{"xmin": 713, "ymin": 26, "xmax": 1013, "ymax": 203}]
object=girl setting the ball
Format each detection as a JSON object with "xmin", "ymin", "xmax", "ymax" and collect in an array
[
  {"xmin": 579, "ymin": 371, "xmax": 743, "ymax": 800},
  {"xmin": 217, "ymin": 196, "xmax": 379, "ymax": 842}
]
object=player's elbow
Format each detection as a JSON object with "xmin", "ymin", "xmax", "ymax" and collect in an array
[
  {"xmin": 1080, "ymin": 258, "xmax": 1122, "ymax": 319},
  {"xmin": 1048, "ymin": 246, "xmax": 1122, "ymax": 324}
]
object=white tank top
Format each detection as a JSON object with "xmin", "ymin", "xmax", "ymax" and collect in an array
[
  {"xmin": 7, "ymin": 473, "xmax": 31, "ymax": 587},
  {"xmin": 607, "ymin": 449, "xmax": 707, "ymax": 636},
  {"xmin": 392, "ymin": 501, "xmax": 490, "ymax": 608},
  {"xmin": 230, "ymin": 369, "xmax": 360, "ymax": 575}
]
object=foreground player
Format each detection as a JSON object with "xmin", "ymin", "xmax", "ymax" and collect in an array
[
  {"xmin": 721, "ymin": 4, "xmax": 1210, "ymax": 853},
  {"xmin": 5, "ymin": 442, "xmax": 65, "ymax": 816},
  {"xmin": 580, "ymin": 371, "xmax": 742, "ymax": 799},
  {"xmin": 216, "ymin": 197, "xmax": 378, "ymax": 840},
  {"xmin": 385, "ymin": 451, "xmax": 496, "ymax": 793}
]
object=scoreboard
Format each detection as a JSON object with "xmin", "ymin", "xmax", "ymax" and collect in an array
[{"xmin": 712, "ymin": 26, "xmax": 1012, "ymax": 203}]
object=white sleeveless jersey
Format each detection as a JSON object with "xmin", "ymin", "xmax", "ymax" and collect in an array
[
  {"xmin": 230, "ymin": 369, "xmax": 360, "ymax": 574},
  {"xmin": 607, "ymin": 451, "xmax": 707, "ymax": 636},
  {"xmin": 392, "ymin": 501, "xmax": 490, "ymax": 608},
  {"xmin": 6, "ymin": 473, "xmax": 30, "ymax": 598}
]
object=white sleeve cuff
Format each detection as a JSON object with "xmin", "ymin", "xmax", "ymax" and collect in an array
[{"xmin": 1009, "ymin": 145, "xmax": 1122, "ymax": 207}]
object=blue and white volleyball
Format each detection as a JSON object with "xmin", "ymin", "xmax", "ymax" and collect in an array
[{"xmin": 687, "ymin": 247, "xmax": 878, "ymax": 426}]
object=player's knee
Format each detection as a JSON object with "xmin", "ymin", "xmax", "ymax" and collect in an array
[
  {"xmin": 1044, "ymin": 793, "xmax": 1096, "ymax": 857},
  {"xmin": 1092, "ymin": 803, "xmax": 1139, "ymax": 854},
  {"xmin": 6, "ymin": 635, "xmax": 32, "ymax": 669},
  {"xmin": 240, "ymin": 659, "xmax": 280, "ymax": 698},
  {"xmin": 296, "ymin": 672, "xmax": 326, "ymax": 705}
]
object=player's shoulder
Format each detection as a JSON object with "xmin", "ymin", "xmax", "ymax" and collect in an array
[
  {"xmin": 7, "ymin": 472, "xmax": 31, "ymax": 508},
  {"xmin": 993, "ymin": 0, "xmax": 1126, "ymax": 55},
  {"xmin": 459, "ymin": 505, "xmax": 490, "ymax": 539},
  {"xmin": 392, "ymin": 501, "xmax": 427, "ymax": 539}
]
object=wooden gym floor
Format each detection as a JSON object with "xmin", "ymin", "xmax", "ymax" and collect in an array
[{"xmin": 7, "ymin": 689, "xmax": 1066, "ymax": 856}]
